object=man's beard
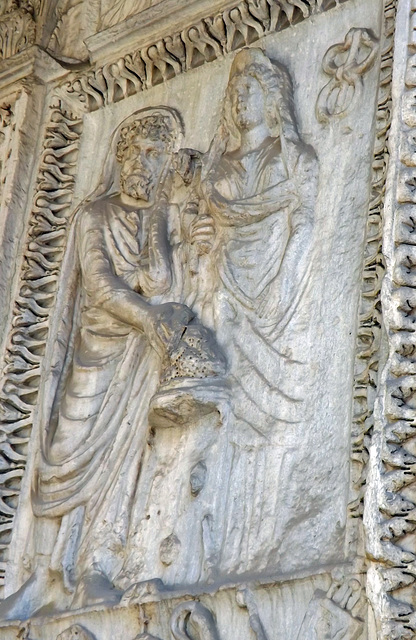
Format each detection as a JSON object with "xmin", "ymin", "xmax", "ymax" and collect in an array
[{"xmin": 120, "ymin": 173, "xmax": 154, "ymax": 201}]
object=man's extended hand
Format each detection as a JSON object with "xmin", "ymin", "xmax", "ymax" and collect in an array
[{"xmin": 147, "ymin": 302, "xmax": 195, "ymax": 357}]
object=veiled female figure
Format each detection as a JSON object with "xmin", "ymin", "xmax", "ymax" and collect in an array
[{"xmin": 187, "ymin": 48, "xmax": 318, "ymax": 575}]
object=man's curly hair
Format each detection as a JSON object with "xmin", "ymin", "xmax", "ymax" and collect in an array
[{"xmin": 116, "ymin": 114, "xmax": 176, "ymax": 162}]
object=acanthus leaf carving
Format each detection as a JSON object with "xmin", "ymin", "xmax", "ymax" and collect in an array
[
  {"xmin": 0, "ymin": 1, "xmax": 36, "ymax": 61},
  {"xmin": 348, "ymin": 0, "xmax": 396, "ymax": 551}
]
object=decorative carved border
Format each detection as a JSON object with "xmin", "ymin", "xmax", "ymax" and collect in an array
[
  {"xmin": 0, "ymin": 99, "xmax": 82, "ymax": 587},
  {"xmin": 348, "ymin": 0, "xmax": 397, "ymax": 551},
  {"xmin": 61, "ymin": 0, "xmax": 354, "ymax": 113},
  {"xmin": 365, "ymin": 1, "xmax": 416, "ymax": 638}
]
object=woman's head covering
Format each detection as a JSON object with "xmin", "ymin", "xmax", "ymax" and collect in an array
[{"xmin": 212, "ymin": 48, "xmax": 294, "ymax": 156}]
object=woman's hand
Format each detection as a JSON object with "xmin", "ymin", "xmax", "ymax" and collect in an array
[
  {"xmin": 189, "ymin": 207, "xmax": 216, "ymax": 255},
  {"xmin": 173, "ymin": 148, "xmax": 202, "ymax": 185}
]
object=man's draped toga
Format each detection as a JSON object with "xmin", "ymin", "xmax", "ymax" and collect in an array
[{"xmin": 33, "ymin": 199, "xmax": 161, "ymax": 586}]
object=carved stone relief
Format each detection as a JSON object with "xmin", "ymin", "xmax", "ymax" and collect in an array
[
  {"xmin": 46, "ymin": 0, "xmax": 165, "ymax": 61},
  {"xmin": 236, "ymin": 588, "xmax": 269, "ymax": 640},
  {"xmin": 0, "ymin": 85, "xmax": 71, "ymax": 596},
  {"xmin": 60, "ymin": 0, "xmax": 357, "ymax": 112},
  {"xmin": 0, "ymin": 0, "xmax": 398, "ymax": 637},
  {"xmin": 0, "ymin": 105, "xmax": 14, "ymax": 203},
  {"xmin": 170, "ymin": 602, "xmax": 221, "ymax": 640},
  {"xmin": 45, "ymin": 0, "xmax": 164, "ymax": 62},
  {"xmin": 2, "ymin": 49, "xmax": 320, "ymax": 613},
  {"xmin": 364, "ymin": 1, "xmax": 416, "ymax": 639},
  {"xmin": 99, "ymin": 0, "xmax": 162, "ymax": 31},
  {"xmin": 316, "ymin": 27, "xmax": 379, "ymax": 123},
  {"xmin": 0, "ymin": 102, "xmax": 83, "ymax": 592},
  {"xmin": 2, "ymin": 104, "xmax": 227, "ymax": 617},
  {"xmin": 56, "ymin": 626, "xmax": 96, "ymax": 640},
  {"xmin": 0, "ymin": 1, "xmax": 36, "ymax": 61},
  {"xmin": 43, "ymin": 0, "xmax": 351, "ymax": 65},
  {"xmin": 296, "ymin": 575, "xmax": 365, "ymax": 640},
  {"xmin": 46, "ymin": 1, "xmax": 97, "ymax": 62}
]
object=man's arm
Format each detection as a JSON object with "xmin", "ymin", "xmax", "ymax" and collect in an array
[
  {"xmin": 140, "ymin": 196, "xmax": 172, "ymax": 297},
  {"xmin": 76, "ymin": 204, "xmax": 193, "ymax": 355},
  {"xmin": 77, "ymin": 205, "xmax": 156, "ymax": 332}
]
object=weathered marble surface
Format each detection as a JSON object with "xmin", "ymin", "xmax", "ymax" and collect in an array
[
  {"xmin": 0, "ymin": 571, "xmax": 366, "ymax": 640},
  {"xmin": 0, "ymin": 0, "xmax": 407, "ymax": 638}
]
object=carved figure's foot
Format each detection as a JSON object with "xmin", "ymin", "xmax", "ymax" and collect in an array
[
  {"xmin": 0, "ymin": 566, "xmax": 53, "ymax": 621},
  {"xmin": 71, "ymin": 569, "xmax": 122, "ymax": 610}
]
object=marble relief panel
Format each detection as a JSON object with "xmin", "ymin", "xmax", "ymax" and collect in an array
[{"xmin": 0, "ymin": 0, "xmax": 385, "ymax": 637}]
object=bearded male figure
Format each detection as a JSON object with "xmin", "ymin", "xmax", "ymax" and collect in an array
[{"xmin": 1, "ymin": 107, "xmax": 226, "ymax": 619}]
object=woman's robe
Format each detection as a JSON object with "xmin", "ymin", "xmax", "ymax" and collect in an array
[{"xmin": 189, "ymin": 136, "xmax": 318, "ymax": 575}]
